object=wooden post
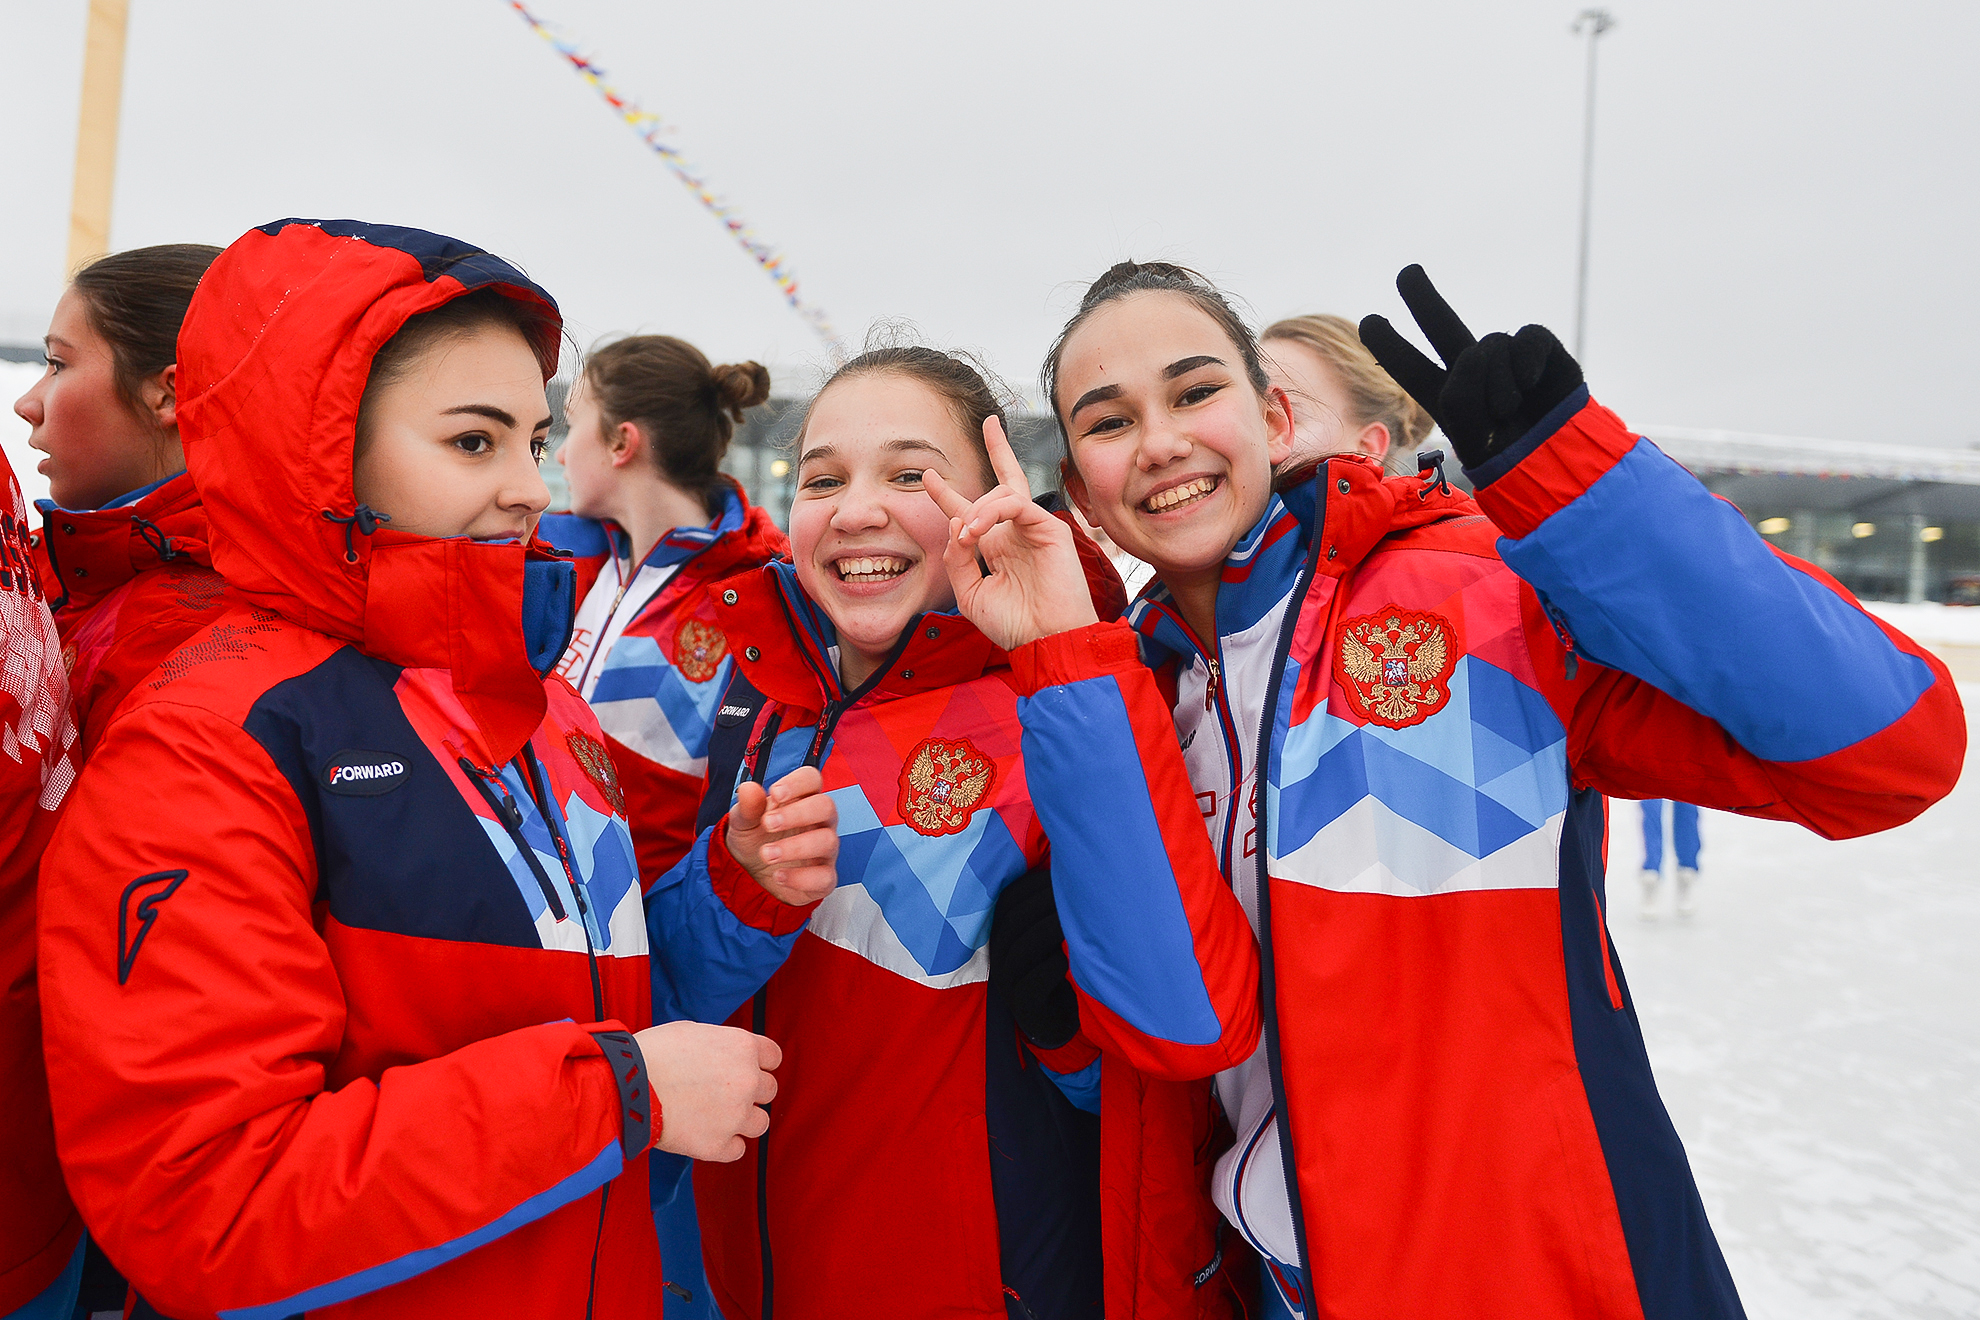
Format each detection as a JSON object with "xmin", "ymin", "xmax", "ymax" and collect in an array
[{"xmin": 66, "ymin": 0, "xmax": 131, "ymax": 275}]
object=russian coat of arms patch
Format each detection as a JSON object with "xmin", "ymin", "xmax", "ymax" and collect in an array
[
  {"xmin": 1334, "ymin": 605, "xmax": 1459, "ymax": 730},
  {"xmin": 897, "ymin": 736, "xmax": 997, "ymax": 837},
  {"xmin": 674, "ymin": 618, "xmax": 729, "ymax": 683},
  {"xmin": 566, "ymin": 731, "xmax": 628, "ymax": 816}
]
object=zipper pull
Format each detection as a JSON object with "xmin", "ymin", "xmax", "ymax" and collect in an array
[{"xmin": 1205, "ymin": 658, "xmax": 1220, "ymax": 711}]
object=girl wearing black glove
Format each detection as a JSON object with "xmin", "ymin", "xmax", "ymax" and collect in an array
[{"xmin": 992, "ymin": 259, "xmax": 1962, "ymax": 1320}]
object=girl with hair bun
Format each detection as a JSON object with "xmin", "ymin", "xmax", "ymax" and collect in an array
[
  {"xmin": 543, "ymin": 335, "xmax": 787, "ymax": 887},
  {"xmin": 1260, "ymin": 312, "xmax": 1433, "ymax": 482},
  {"xmin": 935, "ymin": 257, "xmax": 1963, "ymax": 1319},
  {"xmin": 538, "ymin": 336, "xmax": 787, "ymax": 1318},
  {"xmin": 14, "ymin": 243, "xmax": 227, "ymax": 759}
]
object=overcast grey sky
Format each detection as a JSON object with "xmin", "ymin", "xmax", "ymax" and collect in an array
[{"xmin": 5, "ymin": 0, "xmax": 1977, "ymax": 450}]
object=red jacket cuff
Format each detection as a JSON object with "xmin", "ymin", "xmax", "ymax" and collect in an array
[
  {"xmin": 709, "ymin": 815, "xmax": 819, "ymax": 936},
  {"xmin": 1008, "ymin": 621, "xmax": 1143, "ymax": 696},
  {"xmin": 1474, "ymin": 396, "xmax": 1640, "ymax": 540},
  {"xmin": 1031, "ymin": 1033, "xmax": 1101, "ymax": 1075}
]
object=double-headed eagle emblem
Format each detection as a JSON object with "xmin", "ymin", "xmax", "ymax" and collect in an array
[
  {"xmin": 897, "ymin": 736, "xmax": 996, "ymax": 837},
  {"xmin": 674, "ymin": 619, "xmax": 729, "ymax": 683},
  {"xmin": 1334, "ymin": 605, "xmax": 1459, "ymax": 729},
  {"xmin": 566, "ymin": 731, "xmax": 628, "ymax": 817}
]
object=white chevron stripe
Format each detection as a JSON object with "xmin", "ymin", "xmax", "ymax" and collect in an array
[
  {"xmin": 805, "ymin": 882, "xmax": 990, "ymax": 989},
  {"xmin": 1274, "ymin": 794, "xmax": 1564, "ymax": 896}
]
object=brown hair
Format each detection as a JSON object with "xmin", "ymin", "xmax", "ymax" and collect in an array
[
  {"xmin": 1263, "ymin": 314, "xmax": 1434, "ymax": 474},
  {"xmin": 358, "ymin": 287, "xmax": 562, "ymax": 446},
  {"xmin": 583, "ymin": 335, "xmax": 769, "ymax": 510},
  {"xmin": 795, "ymin": 341, "xmax": 1005, "ymax": 489},
  {"xmin": 69, "ymin": 243, "xmax": 224, "ymax": 417},
  {"xmin": 1041, "ymin": 261, "xmax": 1271, "ymax": 454}
]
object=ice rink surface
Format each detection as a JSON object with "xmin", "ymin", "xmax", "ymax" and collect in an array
[{"xmin": 1610, "ymin": 684, "xmax": 1979, "ymax": 1318}]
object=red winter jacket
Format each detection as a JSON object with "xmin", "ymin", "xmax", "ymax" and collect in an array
[
  {"xmin": 33, "ymin": 470, "xmax": 230, "ymax": 761},
  {"xmin": 0, "ymin": 450, "xmax": 83, "ymax": 1314},
  {"xmin": 539, "ymin": 485, "xmax": 788, "ymax": 887},
  {"xmin": 37, "ymin": 220, "xmax": 667, "ymax": 1320}
]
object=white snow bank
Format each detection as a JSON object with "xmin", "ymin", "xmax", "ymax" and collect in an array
[
  {"xmin": 1610, "ymin": 685, "xmax": 1979, "ymax": 1318},
  {"xmin": 0, "ymin": 360, "xmax": 50, "ymax": 510},
  {"xmin": 1861, "ymin": 600, "xmax": 1980, "ymax": 648}
]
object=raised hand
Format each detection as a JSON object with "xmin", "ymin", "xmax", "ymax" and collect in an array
[
  {"xmin": 922, "ymin": 417, "xmax": 1099, "ymax": 652},
  {"xmin": 726, "ymin": 766, "xmax": 838, "ymax": 905},
  {"xmin": 1358, "ymin": 264, "xmax": 1585, "ymax": 469},
  {"xmin": 631, "ymin": 1020, "xmax": 780, "ymax": 1162}
]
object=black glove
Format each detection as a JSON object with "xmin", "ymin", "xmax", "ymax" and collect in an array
[
  {"xmin": 989, "ymin": 862, "xmax": 1080, "ymax": 1051},
  {"xmin": 1358, "ymin": 265, "xmax": 1585, "ymax": 471}
]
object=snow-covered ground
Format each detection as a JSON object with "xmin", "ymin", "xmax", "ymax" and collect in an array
[
  {"xmin": 1864, "ymin": 601, "xmax": 1980, "ymax": 649},
  {"xmin": 1610, "ymin": 685, "xmax": 1979, "ymax": 1318}
]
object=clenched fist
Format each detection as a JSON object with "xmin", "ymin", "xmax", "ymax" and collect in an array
[{"xmin": 632, "ymin": 1021, "xmax": 782, "ymax": 1163}]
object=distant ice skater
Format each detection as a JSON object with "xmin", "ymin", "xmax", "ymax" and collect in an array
[{"xmin": 1640, "ymin": 799, "xmax": 1702, "ymax": 919}]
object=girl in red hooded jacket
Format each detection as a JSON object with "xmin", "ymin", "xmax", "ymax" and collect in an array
[
  {"xmin": 14, "ymin": 244, "xmax": 227, "ymax": 761},
  {"xmin": 36, "ymin": 219, "xmax": 835, "ymax": 1320},
  {"xmin": 646, "ymin": 344, "xmax": 1262, "ymax": 1320}
]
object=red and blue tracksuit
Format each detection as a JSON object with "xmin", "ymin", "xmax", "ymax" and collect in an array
[
  {"xmin": 32, "ymin": 219, "xmax": 768, "ymax": 1320},
  {"xmin": 538, "ymin": 483, "xmax": 788, "ymax": 890},
  {"xmin": 1117, "ymin": 392, "xmax": 1964, "ymax": 1318},
  {"xmin": 650, "ymin": 555, "xmax": 1260, "ymax": 1319},
  {"xmin": 32, "ymin": 470, "xmax": 230, "ymax": 761},
  {"xmin": 0, "ymin": 448, "xmax": 83, "ymax": 1319}
]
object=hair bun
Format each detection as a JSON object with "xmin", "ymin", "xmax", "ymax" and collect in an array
[{"xmin": 710, "ymin": 361, "xmax": 771, "ymax": 422}]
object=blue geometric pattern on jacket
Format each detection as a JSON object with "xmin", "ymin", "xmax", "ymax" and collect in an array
[
  {"xmin": 1274, "ymin": 654, "xmax": 1569, "ymax": 862},
  {"xmin": 589, "ymin": 633, "xmax": 734, "ymax": 769},
  {"xmin": 826, "ymin": 784, "xmax": 1029, "ymax": 977},
  {"xmin": 474, "ymin": 766, "xmax": 639, "ymax": 951}
]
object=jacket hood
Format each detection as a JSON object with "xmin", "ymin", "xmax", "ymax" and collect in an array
[
  {"xmin": 176, "ymin": 219, "xmax": 568, "ymax": 764},
  {"xmin": 35, "ymin": 470, "xmax": 210, "ymax": 617}
]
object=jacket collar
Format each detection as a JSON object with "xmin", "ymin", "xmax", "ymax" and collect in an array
[
  {"xmin": 715, "ymin": 560, "xmax": 1001, "ymax": 715},
  {"xmin": 35, "ymin": 470, "xmax": 210, "ymax": 615},
  {"xmin": 600, "ymin": 479, "xmax": 789, "ymax": 584}
]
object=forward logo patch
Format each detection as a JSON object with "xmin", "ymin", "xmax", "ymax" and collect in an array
[
  {"xmin": 118, "ymin": 870, "xmax": 189, "ymax": 986},
  {"xmin": 322, "ymin": 750, "xmax": 409, "ymax": 796}
]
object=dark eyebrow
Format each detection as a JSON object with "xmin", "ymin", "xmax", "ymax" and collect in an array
[
  {"xmin": 441, "ymin": 403, "xmax": 550, "ymax": 431},
  {"xmin": 42, "ymin": 335, "xmax": 73, "ymax": 351},
  {"xmin": 798, "ymin": 437, "xmax": 948, "ymax": 471},
  {"xmin": 1164, "ymin": 355, "xmax": 1225, "ymax": 380},
  {"xmin": 1068, "ymin": 384, "xmax": 1122, "ymax": 423}
]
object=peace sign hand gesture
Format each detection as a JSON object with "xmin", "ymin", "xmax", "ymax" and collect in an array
[
  {"xmin": 1357, "ymin": 264, "xmax": 1585, "ymax": 470},
  {"xmin": 922, "ymin": 418, "xmax": 1100, "ymax": 653}
]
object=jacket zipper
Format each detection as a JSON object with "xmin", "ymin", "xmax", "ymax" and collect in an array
[
  {"xmin": 748, "ymin": 613, "xmax": 915, "ymax": 1319},
  {"xmin": 459, "ymin": 747, "xmax": 614, "ymax": 1315},
  {"xmin": 1250, "ymin": 486, "xmax": 1327, "ymax": 1296}
]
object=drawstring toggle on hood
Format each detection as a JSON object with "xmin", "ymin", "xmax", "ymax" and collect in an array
[
  {"xmin": 1417, "ymin": 448, "xmax": 1453, "ymax": 499},
  {"xmin": 131, "ymin": 516, "xmax": 180, "ymax": 563},
  {"xmin": 322, "ymin": 504, "xmax": 392, "ymax": 563}
]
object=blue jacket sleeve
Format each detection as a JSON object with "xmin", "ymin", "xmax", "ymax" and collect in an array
[
  {"xmin": 1010, "ymin": 623, "xmax": 1261, "ymax": 1081},
  {"xmin": 645, "ymin": 825, "xmax": 809, "ymax": 1025}
]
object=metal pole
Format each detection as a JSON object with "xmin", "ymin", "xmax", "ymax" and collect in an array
[
  {"xmin": 66, "ymin": 0, "xmax": 131, "ymax": 275},
  {"xmin": 1572, "ymin": 9, "xmax": 1616, "ymax": 363}
]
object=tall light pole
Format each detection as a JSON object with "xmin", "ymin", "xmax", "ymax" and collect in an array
[{"xmin": 1572, "ymin": 8, "xmax": 1616, "ymax": 363}]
